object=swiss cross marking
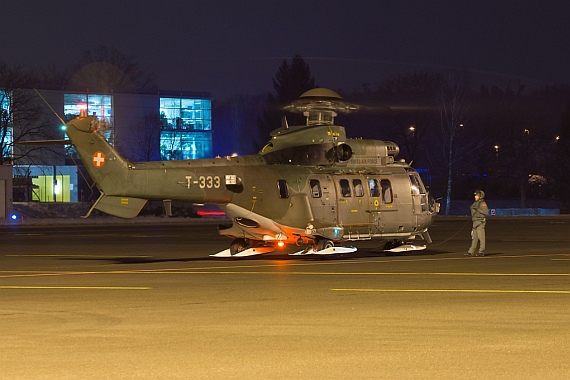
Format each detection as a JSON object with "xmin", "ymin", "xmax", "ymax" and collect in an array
[{"xmin": 92, "ymin": 151, "xmax": 106, "ymax": 168}]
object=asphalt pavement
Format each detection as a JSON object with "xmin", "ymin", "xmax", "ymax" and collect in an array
[{"xmin": 1, "ymin": 216, "xmax": 569, "ymax": 379}]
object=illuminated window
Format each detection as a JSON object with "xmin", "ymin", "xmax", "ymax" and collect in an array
[
  {"xmin": 64, "ymin": 93, "xmax": 114, "ymax": 144},
  {"xmin": 159, "ymin": 98, "xmax": 211, "ymax": 131},
  {"xmin": 160, "ymin": 131, "xmax": 212, "ymax": 160},
  {"xmin": 64, "ymin": 93, "xmax": 112, "ymax": 121},
  {"xmin": 159, "ymin": 97, "xmax": 212, "ymax": 159},
  {"xmin": 1, "ymin": 91, "xmax": 12, "ymax": 160}
]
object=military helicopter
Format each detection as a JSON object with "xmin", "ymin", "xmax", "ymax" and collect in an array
[{"xmin": 63, "ymin": 88, "xmax": 439, "ymax": 257}]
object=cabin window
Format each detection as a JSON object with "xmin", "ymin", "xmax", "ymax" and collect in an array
[
  {"xmin": 309, "ymin": 179, "xmax": 322, "ymax": 198},
  {"xmin": 339, "ymin": 179, "xmax": 351, "ymax": 197},
  {"xmin": 368, "ymin": 178, "xmax": 380, "ymax": 197},
  {"xmin": 380, "ymin": 179, "xmax": 393, "ymax": 204},
  {"xmin": 277, "ymin": 179, "xmax": 289, "ymax": 199},
  {"xmin": 353, "ymin": 179, "xmax": 364, "ymax": 197}
]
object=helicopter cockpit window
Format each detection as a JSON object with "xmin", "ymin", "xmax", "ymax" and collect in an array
[
  {"xmin": 277, "ymin": 179, "xmax": 289, "ymax": 199},
  {"xmin": 353, "ymin": 179, "xmax": 364, "ymax": 197},
  {"xmin": 368, "ymin": 178, "xmax": 380, "ymax": 197},
  {"xmin": 409, "ymin": 173, "xmax": 425, "ymax": 195},
  {"xmin": 340, "ymin": 179, "xmax": 351, "ymax": 197},
  {"xmin": 309, "ymin": 179, "xmax": 322, "ymax": 198},
  {"xmin": 380, "ymin": 179, "xmax": 393, "ymax": 204},
  {"xmin": 409, "ymin": 172, "xmax": 428, "ymax": 211}
]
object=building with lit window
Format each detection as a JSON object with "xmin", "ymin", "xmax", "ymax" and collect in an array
[
  {"xmin": 5, "ymin": 87, "xmax": 211, "ymax": 203},
  {"xmin": 159, "ymin": 97, "xmax": 212, "ymax": 160},
  {"xmin": 1, "ymin": 90, "xmax": 12, "ymax": 160}
]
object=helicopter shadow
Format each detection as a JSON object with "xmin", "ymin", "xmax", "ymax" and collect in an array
[{"xmin": 58, "ymin": 247, "xmax": 453, "ymax": 266}]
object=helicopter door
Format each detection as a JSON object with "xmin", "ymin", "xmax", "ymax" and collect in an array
[
  {"xmin": 409, "ymin": 171, "xmax": 428, "ymax": 215},
  {"xmin": 366, "ymin": 177, "xmax": 397, "ymax": 233},
  {"xmin": 335, "ymin": 176, "xmax": 369, "ymax": 228},
  {"xmin": 307, "ymin": 175, "xmax": 337, "ymax": 226}
]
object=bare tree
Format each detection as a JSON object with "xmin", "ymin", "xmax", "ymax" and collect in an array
[
  {"xmin": 212, "ymin": 93, "xmax": 267, "ymax": 157},
  {"xmin": 471, "ymin": 85, "xmax": 560, "ymax": 206},
  {"xmin": 497, "ymin": 100, "xmax": 552, "ymax": 207},
  {"xmin": 376, "ymin": 72, "xmax": 442, "ymax": 164},
  {"xmin": 436, "ymin": 72, "xmax": 482, "ymax": 215},
  {"xmin": 1, "ymin": 62, "xmax": 54, "ymax": 165},
  {"xmin": 31, "ymin": 62, "xmax": 75, "ymax": 88},
  {"xmin": 131, "ymin": 113, "xmax": 162, "ymax": 161},
  {"xmin": 68, "ymin": 45, "xmax": 157, "ymax": 92},
  {"xmin": 159, "ymin": 119, "xmax": 183, "ymax": 161}
]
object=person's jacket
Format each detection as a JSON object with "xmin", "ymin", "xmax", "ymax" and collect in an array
[{"xmin": 470, "ymin": 196, "xmax": 489, "ymax": 223}]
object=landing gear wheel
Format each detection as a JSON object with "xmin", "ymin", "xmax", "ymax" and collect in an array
[
  {"xmin": 317, "ymin": 239, "xmax": 334, "ymax": 251},
  {"xmin": 230, "ymin": 238, "xmax": 250, "ymax": 255}
]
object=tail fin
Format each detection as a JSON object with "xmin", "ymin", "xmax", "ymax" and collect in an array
[{"xmin": 65, "ymin": 116, "xmax": 147, "ymax": 218}]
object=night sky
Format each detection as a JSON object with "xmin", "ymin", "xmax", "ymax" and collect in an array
[{"xmin": 4, "ymin": 1, "xmax": 570, "ymax": 99}]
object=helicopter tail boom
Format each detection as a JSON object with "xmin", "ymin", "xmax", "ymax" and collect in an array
[{"xmin": 65, "ymin": 116, "xmax": 148, "ymax": 218}]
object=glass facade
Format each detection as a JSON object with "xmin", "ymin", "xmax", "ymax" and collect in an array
[
  {"xmin": 159, "ymin": 98, "xmax": 211, "ymax": 130},
  {"xmin": 160, "ymin": 131, "xmax": 212, "ymax": 161},
  {"xmin": 1, "ymin": 90, "xmax": 12, "ymax": 160},
  {"xmin": 159, "ymin": 97, "xmax": 212, "ymax": 159},
  {"xmin": 61, "ymin": 94, "xmax": 212, "ymax": 160},
  {"xmin": 8, "ymin": 89, "xmax": 214, "ymax": 204},
  {"xmin": 64, "ymin": 93, "xmax": 114, "ymax": 143}
]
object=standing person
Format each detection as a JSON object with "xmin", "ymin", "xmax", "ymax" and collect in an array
[{"xmin": 465, "ymin": 190, "xmax": 489, "ymax": 257}]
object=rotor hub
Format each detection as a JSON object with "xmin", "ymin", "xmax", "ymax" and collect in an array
[{"xmin": 286, "ymin": 88, "xmax": 359, "ymax": 126}]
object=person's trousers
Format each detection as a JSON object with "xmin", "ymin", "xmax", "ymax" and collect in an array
[{"xmin": 469, "ymin": 222, "xmax": 486, "ymax": 254}]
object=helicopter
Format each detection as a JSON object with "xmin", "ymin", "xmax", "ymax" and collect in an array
[{"xmin": 62, "ymin": 88, "xmax": 439, "ymax": 257}]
